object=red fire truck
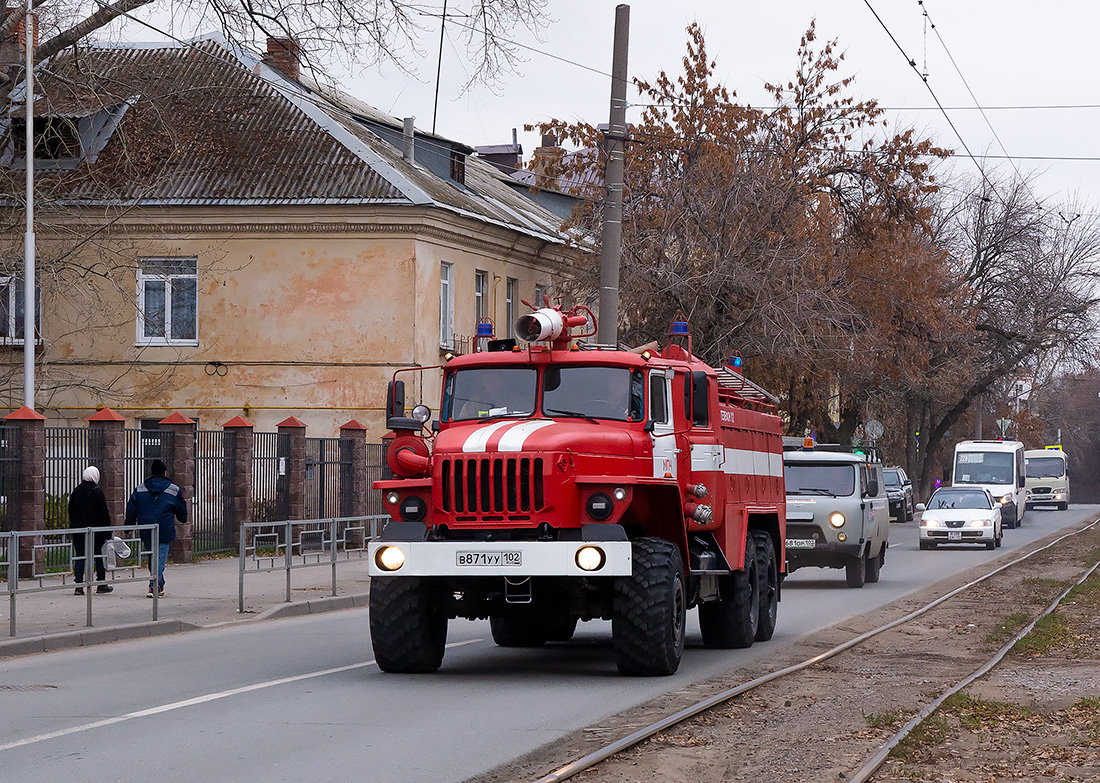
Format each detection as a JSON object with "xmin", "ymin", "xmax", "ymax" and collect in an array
[{"xmin": 368, "ymin": 306, "xmax": 786, "ymax": 675}]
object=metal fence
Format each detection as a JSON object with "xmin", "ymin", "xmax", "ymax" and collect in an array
[
  {"xmin": 0, "ymin": 426, "xmax": 21, "ymax": 533},
  {"xmin": 306, "ymin": 437, "xmax": 351, "ymax": 520},
  {"xmin": 44, "ymin": 427, "xmax": 100, "ymax": 531},
  {"xmin": 253, "ymin": 431, "xmax": 289, "ymax": 525},
  {"xmin": 193, "ymin": 429, "xmax": 228, "ymax": 553},
  {"xmin": 238, "ymin": 515, "xmax": 388, "ymax": 609},
  {"xmin": 365, "ymin": 442, "xmax": 387, "ymax": 516},
  {"xmin": 125, "ymin": 428, "xmax": 175, "ymax": 493}
]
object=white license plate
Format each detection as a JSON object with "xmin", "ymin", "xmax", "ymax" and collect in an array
[
  {"xmin": 948, "ymin": 531, "xmax": 962, "ymax": 541},
  {"xmin": 456, "ymin": 551, "xmax": 522, "ymax": 567},
  {"xmin": 785, "ymin": 538, "xmax": 816, "ymax": 550}
]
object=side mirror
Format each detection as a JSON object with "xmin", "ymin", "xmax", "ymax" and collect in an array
[
  {"xmin": 386, "ymin": 379, "xmax": 423, "ymax": 431},
  {"xmin": 916, "ymin": 503, "xmax": 926, "ymax": 513}
]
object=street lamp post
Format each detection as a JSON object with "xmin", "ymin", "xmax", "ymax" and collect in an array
[{"xmin": 23, "ymin": 8, "xmax": 35, "ymax": 408}]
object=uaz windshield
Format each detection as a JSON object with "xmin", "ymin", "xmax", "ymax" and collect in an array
[{"xmin": 784, "ymin": 463, "xmax": 856, "ymax": 497}]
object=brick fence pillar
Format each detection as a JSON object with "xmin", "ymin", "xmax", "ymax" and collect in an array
[
  {"xmin": 222, "ymin": 416, "xmax": 253, "ymax": 550},
  {"xmin": 340, "ymin": 419, "xmax": 369, "ymax": 547},
  {"xmin": 161, "ymin": 412, "xmax": 196, "ymax": 563},
  {"xmin": 276, "ymin": 417, "xmax": 306, "ymax": 521},
  {"xmin": 87, "ymin": 407, "xmax": 126, "ymax": 529},
  {"xmin": 5, "ymin": 406, "xmax": 45, "ymax": 578}
]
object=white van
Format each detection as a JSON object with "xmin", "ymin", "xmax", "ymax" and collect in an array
[
  {"xmin": 1025, "ymin": 448, "xmax": 1069, "ymax": 511},
  {"xmin": 952, "ymin": 440, "xmax": 1026, "ymax": 528}
]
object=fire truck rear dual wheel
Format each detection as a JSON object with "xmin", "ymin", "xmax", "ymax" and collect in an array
[
  {"xmin": 752, "ymin": 529, "xmax": 778, "ymax": 642},
  {"xmin": 699, "ymin": 533, "xmax": 760, "ymax": 649},
  {"xmin": 369, "ymin": 576, "xmax": 448, "ymax": 673},
  {"xmin": 612, "ymin": 538, "xmax": 687, "ymax": 676}
]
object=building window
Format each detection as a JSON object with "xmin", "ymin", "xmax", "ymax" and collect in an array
[
  {"xmin": 449, "ymin": 148, "xmax": 466, "ymax": 185},
  {"xmin": 474, "ymin": 270, "xmax": 488, "ymax": 323},
  {"xmin": 0, "ymin": 275, "xmax": 40, "ymax": 344},
  {"xmin": 505, "ymin": 277, "xmax": 517, "ymax": 338},
  {"xmin": 534, "ymin": 282, "xmax": 549, "ymax": 307},
  {"xmin": 440, "ymin": 261, "xmax": 454, "ymax": 348},
  {"xmin": 11, "ymin": 116, "xmax": 82, "ymax": 160},
  {"xmin": 137, "ymin": 257, "xmax": 197, "ymax": 345}
]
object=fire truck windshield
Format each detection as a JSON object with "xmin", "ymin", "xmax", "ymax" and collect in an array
[
  {"xmin": 445, "ymin": 368, "xmax": 537, "ymax": 421},
  {"xmin": 543, "ymin": 366, "xmax": 644, "ymax": 422}
]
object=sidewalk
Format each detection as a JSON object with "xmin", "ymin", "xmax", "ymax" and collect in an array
[{"xmin": 0, "ymin": 555, "xmax": 373, "ymax": 658}]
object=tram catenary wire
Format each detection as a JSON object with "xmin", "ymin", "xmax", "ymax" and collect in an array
[{"xmin": 534, "ymin": 516, "xmax": 1100, "ymax": 783}]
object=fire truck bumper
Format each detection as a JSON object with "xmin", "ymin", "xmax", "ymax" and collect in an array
[{"xmin": 368, "ymin": 540, "xmax": 633, "ymax": 577}]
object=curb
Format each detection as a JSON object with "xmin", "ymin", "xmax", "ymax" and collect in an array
[{"xmin": 0, "ymin": 590, "xmax": 372, "ymax": 659}]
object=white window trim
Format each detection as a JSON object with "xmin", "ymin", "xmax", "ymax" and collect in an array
[
  {"xmin": 136, "ymin": 257, "xmax": 198, "ymax": 347},
  {"xmin": 505, "ymin": 277, "xmax": 517, "ymax": 338},
  {"xmin": 474, "ymin": 269, "xmax": 487, "ymax": 323},
  {"xmin": 440, "ymin": 261, "xmax": 455, "ymax": 349},
  {"xmin": 0, "ymin": 274, "xmax": 41, "ymax": 346}
]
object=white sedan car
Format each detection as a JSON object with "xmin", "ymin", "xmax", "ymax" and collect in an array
[{"xmin": 919, "ymin": 487, "xmax": 1003, "ymax": 550}]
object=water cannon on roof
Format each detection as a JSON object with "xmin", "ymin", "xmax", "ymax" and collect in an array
[{"xmin": 515, "ymin": 304, "xmax": 596, "ymax": 349}]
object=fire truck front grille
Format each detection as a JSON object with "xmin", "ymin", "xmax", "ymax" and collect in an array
[{"xmin": 441, "ymin": 457, "xmax": 545, "ymax": 516}]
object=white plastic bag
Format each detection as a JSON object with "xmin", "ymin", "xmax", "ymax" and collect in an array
[{"xmin": 102, "ymin": 536, "xmax": 132, "ymax": 571}]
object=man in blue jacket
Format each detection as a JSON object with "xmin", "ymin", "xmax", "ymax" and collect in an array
[{"xmin": 126, "ymin": 459, "xmax": 187, "ymax": 598}]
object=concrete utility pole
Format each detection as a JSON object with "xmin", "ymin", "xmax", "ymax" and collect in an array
[
  {"xmin": 23, "ymin": 8, "xmax": 35, "ymax": 408},
  {"xmin": 596, "ymin": 3, "xmax": 629, "ymax": 346}
]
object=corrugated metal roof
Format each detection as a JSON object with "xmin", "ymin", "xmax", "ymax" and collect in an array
[{"xmin": 0, "ymin": 37, "xmax": 571, "ymax": 245}]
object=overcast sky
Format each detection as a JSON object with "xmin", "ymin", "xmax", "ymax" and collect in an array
[
  {"xmin": 342, "ymin": 0, "xmax": 1098, "ymax": 210},
  {"xmin": 118, "ymin": 1, "xmax": 1097, "ymax": 208}
]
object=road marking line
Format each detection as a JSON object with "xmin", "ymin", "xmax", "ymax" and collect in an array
[{"xmin": 0, "ymin": 639, "xmax": 481, "ymax": 753}]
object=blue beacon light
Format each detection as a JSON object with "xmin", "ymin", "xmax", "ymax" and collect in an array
[{"xmin": 671, "ymin": 321, "xmax": 690, "ymax": 336}]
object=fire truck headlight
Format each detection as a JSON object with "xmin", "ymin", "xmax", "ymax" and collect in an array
[
  {"xmin": 375, "ymin": 546, "xmax": 406, "ymax": 572},
  {"xmin": 586, "ymin": 492, "xmax": 614, "ymax": 521},
  {"xmin": 613, "ymin": 487, "xmax": 627, "ymax": 501},
  {"xmin": 386, "ymin": 492, "xmax": 400, "ymax": 506},
  {"xmin": 829, "ymin": 512, "xmax": 845, "ymax": 528},
  {"xmin": 399, "ymin": 495, "xmax": 427, "ymax": 522},
  {"xmin": 575, "ymin": 546, "xmax": 606, "ymax": 572},
  {"xmin": 411, "ymin": 404, "xmax": 432, "ymax": 424}
]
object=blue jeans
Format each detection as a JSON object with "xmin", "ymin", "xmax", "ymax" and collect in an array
[{"xmin": 148, "ymin": 542, "xmax": 170, "ymax": 589}]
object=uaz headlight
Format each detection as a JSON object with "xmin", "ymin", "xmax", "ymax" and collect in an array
[{"xmin": 828, "ymin": 512, "xmax": 845, "ymax": 528}]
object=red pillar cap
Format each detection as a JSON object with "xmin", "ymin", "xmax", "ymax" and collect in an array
[
  {"xmin": 5, "ymin": 405, "xmax": 46, "ymax": 421},
  {"xmin": 160, "ymin": 412, "xmax": 196, "ymax": 425},
  {"xmin": 339, "ymin": 419, "xmax": 367, "ymax": 431},
  {"xmin": 222, "ymin": 415, "xmax": 254, "ymax": 428},
  {"xmin": 88, "ymin": 406, "xmax": 126, "ymax": 422},
  {"xmin": 276, "ymin": 416, "xmax": 307, "ymax": 428}
]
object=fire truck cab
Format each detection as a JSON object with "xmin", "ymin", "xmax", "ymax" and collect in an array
[{"xmin": 368, "ymin": 307, "xmax": 786, "ymax": 676}]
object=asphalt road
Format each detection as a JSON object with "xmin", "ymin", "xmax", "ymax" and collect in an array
[{"xmin": 2, "ymin": 505, "xmax": 1096, "ymax": 782}]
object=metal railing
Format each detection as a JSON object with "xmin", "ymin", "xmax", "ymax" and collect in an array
[
  {"xmin": 238, "ymin": 515, "xmax": 389, "ymax": 611},
  {"xmin": 3, "ymin": 524, "xmax": 159, "ymax": 636}
]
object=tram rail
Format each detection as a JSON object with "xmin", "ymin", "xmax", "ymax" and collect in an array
[{"xmin": 533, "ymin": 517, "xmax": 1100, "ymax": 783}]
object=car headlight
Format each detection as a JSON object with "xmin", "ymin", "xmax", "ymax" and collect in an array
[
  {"xmin": 374, "ymin": 545, "xmax": 406, "ymax": 572},
  {"xmin": 1055, "ymin": 493, "xmax": 1064, "ymax": 500},
  {"xmin": 922, "ymin": 518, "xmax": 940, "ymax": 527},
  {"xmin": 999, "ymin": 494, "xmax": 1012, "ymax": 505},
  {"xmin": 969, "ymin": 519, "xmax": 990, "ymax": 528},
  {"xmin": 575, "ymin": 545, "xmax": 606, "ymax": 571},
  {"xmin": 829, "ymin": 512, "xmax": 845, "ymax": 528}
]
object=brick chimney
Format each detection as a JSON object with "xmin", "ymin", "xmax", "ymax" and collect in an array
[
  {"xmin": 263, "ymin": 37, "xmax": 300, "ymax": 81},
  {"xmin": 531, "ymin": 133, "xmax": 564, "ymax": 190}
]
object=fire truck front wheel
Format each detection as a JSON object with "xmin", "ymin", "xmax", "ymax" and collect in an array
[
  {"xmin": 699, "ymin": 532, "xmax": 759, "ymax": 649},
  {"xmin": 612, "ymin": 538, "xmax": 687, "ymax": 676},
  {"xmin": 369, "ymin": 576, "xmax": 448, "ymax": 673}
]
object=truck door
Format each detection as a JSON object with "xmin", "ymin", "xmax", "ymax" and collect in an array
[
  {"xmin": 684, "ymin": 370, "xmax": 722, "ymax": 521},
  {"xmin": 649, "ymin": 369, "xmax": 678, "ymax": 479}
]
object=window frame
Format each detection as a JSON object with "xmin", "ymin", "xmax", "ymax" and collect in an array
[
  {"xmin": 474, "ymin": 269, "xmax": 488, "ymax": 323},
  {"xmin": 439, "ymin": 261, "xmax": 455, "ymax": 349},
  {"xmin": 0, "ymin": 274, "xmax": 41, "ymax": 346},
  {"xmin": 136, "ymin": 257, "xmax": 198, "ymax": 347},
  {"xmin": 505, "ymin": 277, "xmax": 518, "ymax": 338}
]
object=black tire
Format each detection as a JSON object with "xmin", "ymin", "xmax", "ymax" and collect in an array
[
  {"xmin": 699, "ymin": 533, "xmax": 760, "ymax": 649},
  {"xmin": 985, "ymin": 539, "xmax": 995, "ymax": 550},
  {"xmin": 546, "ymin": 616, "xmax": 579, "ymax": 642},
  {"xmin": 369, "ymin": 576, "xmax": 447, "ymax": 673},
  {"xmin": 865, "ymin": 545, "xmax": 883, "ymax": 583},
  {"xmin": 1059, "ymin": 502, "xmax": 1068, "ymax": 512},
  {"xmin": 752, "ymin": 530, "xmax": 778, "ymax": 642},
  {"xmin": 906, "ymin": 500, "xmax": 915, "ymax": 522},
  {"xmin": 919, "ymin": 540, "xmax": 930, "ymax": 551},
  {"xmin": 490, "ymin": 615, "xmax": 548, "ymax": 647},
  {"xmin": 846, "ymin": 549, "xmax": 866, "ymax": 588},
  {"xmin": 612, "ymin": 538, "xmax": 687, "ymax": 676}
]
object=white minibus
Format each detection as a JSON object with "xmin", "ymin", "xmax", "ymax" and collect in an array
[
  {"xmin": 952, "ymin": 440, "xmax": 1026, "ymax": 528},
  {"xmin": 1025, "ymin": 448, "xmax": 1069, "ymax": 511}
]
